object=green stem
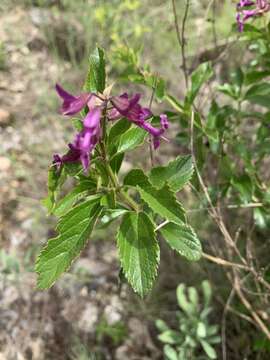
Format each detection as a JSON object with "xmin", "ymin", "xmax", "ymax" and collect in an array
[{"xmin": 99, "ymin": 141, "xmax": 139, "ymax": 212}]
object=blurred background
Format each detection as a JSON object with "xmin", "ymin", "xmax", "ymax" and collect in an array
[{"xmin": 1, "ymin": 1, "xmax": 269, "ymax": 359}]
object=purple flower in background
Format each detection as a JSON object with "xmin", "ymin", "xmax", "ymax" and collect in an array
[
  {"xmin": 236, "ymin": 0, "xmax": 270, "ymax": 31},
  {"xmin": 54, "ymin": 84, "xmax": 169, "ymax": 172}
]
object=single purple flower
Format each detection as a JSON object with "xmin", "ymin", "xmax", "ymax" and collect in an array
[
  {"xmin": 55, "ymin": 83, "xmax": 92, "ymax": 115},
  {"xmin": 110, "ymin": 94, "xmax": 168, "ymax": 148},
  {"xmin": 54, "ymin": 106, "xmax": 102, "ymax": 172}
]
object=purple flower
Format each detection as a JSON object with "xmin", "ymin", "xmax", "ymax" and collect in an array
[
  {"xmin": 54, "ymin": 84, "xmax": 169, "ymax": 172},
  {"xmin": 110, "ymin": 94, "xmax": 168, "ymax": 148},
  {"xmin": 54, "ymin": 87, "xmax": 102, "ymax": 172},
  {"xmin": 55, "ymin": 84, "xmax": 92, "ymax": 115},
  {"xmin": 236, "ymin": 0, "xmax": 270, "ymax": 31}
]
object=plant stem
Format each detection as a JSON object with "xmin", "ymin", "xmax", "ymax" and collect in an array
[{"xmin": 99, "ymin": 141, "xmax": 139, "ymax": 212}]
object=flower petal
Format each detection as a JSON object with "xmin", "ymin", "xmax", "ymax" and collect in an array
[{"xmin": 84, "ymin": 107, "xmax": 102, "ymax": 128}]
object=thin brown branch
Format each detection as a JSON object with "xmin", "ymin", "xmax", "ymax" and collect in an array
[
  {"xmin": 171, "ymin": 0, "xmax": 190, "ymax": 88},
  {"xmin": 202, "ymin": 253, "xmax": 249, "ymax": 271}
]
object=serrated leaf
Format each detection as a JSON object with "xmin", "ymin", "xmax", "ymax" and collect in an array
[
  {"xmin": 98, "ymin": 208, "xmax": 128, "ymax": 228},
  {"xmin": 139, "ymin": 184, "xmax": 186, "ymax": 224},
  {"xmin": 36, "ymin": 199, "xmax": 102, "ymax": 289},
  {"xmin": 117, "ymin": 212, "xmax": 159, "ymax": 297},
  {"xmin": 124, "ymin": 169, "xmax": 186, "ymax": 224},
  {"xmin": 159, "ymin": 222, "xmax": 202, "ymax": 261},
  {"xmin": 117, "ymin": 126, "xmax": 147, "ymax": 154},
  {"xmin": 84, "ymin": 47, "xmax": 106, "ymax": 93},
  {"xmin": 149, "ymin": 155, "xmax": 194, "ymax": 192},
  {"xmin": 53, "ymin": 179, "xmax": 96, "ymax": 217}
]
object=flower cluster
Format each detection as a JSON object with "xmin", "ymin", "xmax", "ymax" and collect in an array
[
  {"xmin": 53, "ymin": 84, "xmax": 168, "ymax": 172},
  {"xmin": 236, "ymin": 0, "xmax": 270, "ymax": 31}
]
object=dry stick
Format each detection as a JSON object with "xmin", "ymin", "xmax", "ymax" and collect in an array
[
  {"xmin": 202, "ymin": 252, "xmax": 249, "ymax": 271},
  {"xmin": 234, "ymin": 274, "xmax": 270, "ymax": 340},
  {"xmin": 187, "ymin": 202, "xmax": 263, "ymax": 213},
  {"xmin": 222, "ymin": 287, "xmax": 236, "ymax": 360},
  {"xmin": 171, "ymin": 0, "xmax": 190, "ymax": 88}
]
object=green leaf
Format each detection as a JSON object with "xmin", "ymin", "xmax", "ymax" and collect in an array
[
  {"xmin": 110, "ymin": 153, "xmax": 124, "ymax": 174},
  {"xmin": 158, "ymin": 330, "xmax": 180, "ymax": 345},
  {"xmin": 117, "ymin": 126, "xmax": 147, "ymax": 154},
  {"xmin": 53, "ymin": 179, "xmax": 97, "ymax": 217},
  {"xmin": 197, "ymin": 322, "xmax": 207, "ymax": 338},
  {"xmin": 176, "ymin": 283, "xmax": 195, "ymax": 315},
  {"xmin": 159, "ymin": 222, "xmax": 202, "ymax": 261},
  {"xmin": 36, "ymin": 199, "xmax": 102, "ymax": 289},
  {"xmin": 124, "ymin": 169, "xmax": 186, "ymax": 224},
  {"xmin": 164, "ymin": 345, "xmax": 179, "ymax": 360},
  {"xmin": 71, "ymin": 118, "xmax": 84, "ymax": 131},
  {"xmin": 244, "ymin": 83, "xmax": 270, "ymax": 108},
  {"xmin": 117, "ymin": 212, "xmax": 159, "ymax": 297},
  {"xmin": 42, "ymin": 165, "xmax": 66, "ymax": 213},
  {"xmin": 165, "ymin": 94, "xmax": 184, "ymax": 113},
  {"xmin": 99, "ymin": 208, "xmax": 128, "ymax": 228},
  {"xmin": 108, "ymin": 118, "xmax": 131, "ymax": 150},
  {"xmin": 156, "ymin": 319, "xmax": 170, "ymax": 332},
  {"xmin": 139, "ymin": 185, "xmax": 186, "ymax": 224},
  {"xmin": 84, "ymin": 46, "xmax": 106, "ymax": 93},
  {"xmin": 144, "ymin": 73, "xmax": 166, "ymax": 101},
  {"xmin": 245, "ymin": 70, "xmax": 270, "ymax": 85},
  {"xmin": 186, "ymin": 62, "xmax": 213, "ymax": 105},
  {"xmin": 200, "ymin": 340, "xmax": 217, "ymax": 359},
  {"xmin": 149, "ymin": 155, "xmax": 194, "ymax": 192},
  {"xmin": 100, "ymin": 189, "xmax": 116, "ymax": 208},
  {"xmin": 202, "ymin": 280, "xmax": 212, "ymax": 307}
]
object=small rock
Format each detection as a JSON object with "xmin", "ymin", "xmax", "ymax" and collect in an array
[
  {"xmin": 0, "ymin": 156, "xmax": 11, "ymax": 171},
  {"xmin": 0, "ymin": 109, "xmax": 11, "ymax": 126},
  {"xmin": 78, "ymin": 304, "xmax": 99, "ymax": 332},
  {"xmin": 104, "ymin": 295, "xmax": 123, "ymax": 325}
]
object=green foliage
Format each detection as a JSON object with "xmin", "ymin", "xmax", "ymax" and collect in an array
[
  {"xmin": 42, "ymin": 164, "xmax": 66, "ymax": 213},
  {"xmin": 156, "ymin": 281, "xmax": 220, "ymax": 360},
  {"xmin": 149, "ymin": 155, "xmax": 194, "ymax": 192},
  {"xmin": 160, "ymin": 222, "xmax": 202, "ymax": 261},
  {"xmin": 185, "ymin": 62, "xmax": 213, "ymax": 106},
  {"xmin": 96, "ymin": 318, "xmax": 127, "ymax": 346},
  {"xmin": 84, "ymin": 46, "xmax": 106, "ymax": 93},
  {"xmin": 36, "ymin": 199, "xmax": 102, "ymax": 289},
  {"xmin": 117, "ymin": 211, "xmax": 159, "ymax": 297},
  {"xmin": 124, "ymin": 169, "xmax": 186, "ymax": 224},
  {"xmin": 116, "ymin": 126, "xmax": 147, "ymax": 154}
]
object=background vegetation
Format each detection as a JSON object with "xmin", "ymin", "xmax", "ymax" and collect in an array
[{"xmin": 1, "ymin": 0, "xmax": 270, "ymax": 359}]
